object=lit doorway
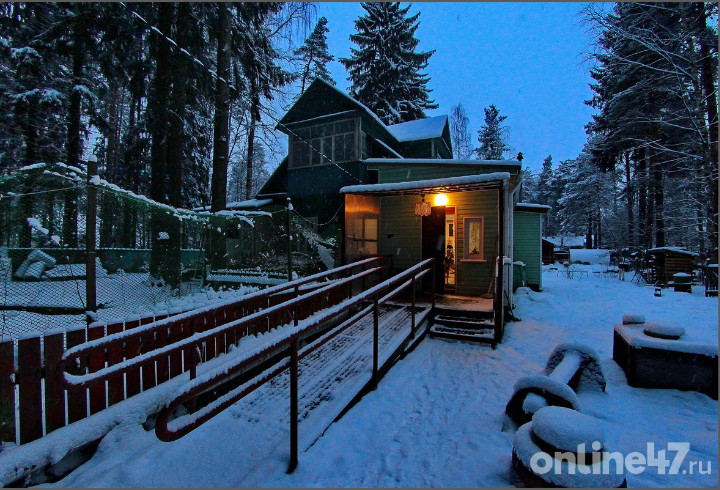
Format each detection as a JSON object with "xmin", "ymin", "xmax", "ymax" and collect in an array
[{"xmin": 445, "ymin": 207, "xmax": 456, "ymax": 291}]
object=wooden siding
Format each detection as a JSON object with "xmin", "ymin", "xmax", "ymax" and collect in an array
[
  {"xmin": 377, "ymin": 190, "xmax": 499, "ymax": 296},
  {"xmin": 375, "ymin": 165, "xmax": 485, "ymax": 183},
  {"xmin": 513, "ymin": 211, "xmax": 542, "ymax": 289},
  {"xmin": 378, "ymin": 195, "xmax": 422, "ymax": 270},
  {"xmin": 453, "ymin": 190, "xmax": 499, "ymax": 297}
]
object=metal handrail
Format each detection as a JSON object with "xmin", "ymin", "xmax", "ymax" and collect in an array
[
  {"xmin": 58, "ymin": 259, "xmax": 386, "ymax": 390},
  {"xmin": 154, "ymin": 258, "xmax": 435, "ymax": 472}
]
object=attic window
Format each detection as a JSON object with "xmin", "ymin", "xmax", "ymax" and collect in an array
[{"xmin": 290, "ymin": 118, "xmax": 357, "ymax": 168}]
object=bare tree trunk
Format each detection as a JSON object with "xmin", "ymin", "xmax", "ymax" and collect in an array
[
  {"xmin": 652, "ymin": 156, "xmax": 665, "ymax": 248},
  {"xmin": 63, "ymin": 14, "xmax": 85, "ymax": 249},
  {"xmin": 100, "ymin": 78, "xmax": 120, "ymax": 247},
  {"xmin": 699, "ymin": 14, "xmax": 718, "ymax": 248},
  {"xmin": 245, "ymin": 93, "xmax": 260, "ymax": 200},
  {"xmin": 17, "ymin": 107, "xmax": 37, "ymax": 248},
  {"xmin": 624, "ymin": 152, "xmax": 635, "ymax": 247},
  {"xmin": 209, "ymin": 2, "xmax": 232, "ymax": 268},
  {"xmin": 643, "ymin": 149, "xmax": 654, "ymax": 249},
  {"xmin": 148, "ymin": 2, "xmax": 175, "ymax": 285}
]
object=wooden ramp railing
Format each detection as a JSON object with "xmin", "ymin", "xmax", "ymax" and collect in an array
[
  {"xmin": 58, "ymin": 258, "xmax": 435, "ymax": 474},
  {"xmin": 0, "ymin": 257, "xmax": 386, "ymax": 447}
]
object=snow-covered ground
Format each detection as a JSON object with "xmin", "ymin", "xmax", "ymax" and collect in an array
[
  {"xmin": 0, "ymin": 267, "xmax": 258, "ymax": 340},
  {"xmin": 47, "ymin": 266, "xmax": 717, "ymax": 487}
]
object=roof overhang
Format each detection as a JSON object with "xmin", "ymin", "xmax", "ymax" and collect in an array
[
  {"xmin": 515, "ymin": 203, "xmax": 551, "ymax": 213},
  {"xmin": 340, "ymin": 172, "xmax": 510, "ymax": 197}
]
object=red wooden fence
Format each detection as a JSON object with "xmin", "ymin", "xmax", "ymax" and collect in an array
[{"xmin": 0, "ymin": 272, "xmax": 363, "ymax": 446}]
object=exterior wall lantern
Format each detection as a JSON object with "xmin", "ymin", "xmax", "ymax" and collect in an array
[
  {"xmin": 415, "ymin": 195, "xmax": 431, "ymax": 217},
  {"xmin": 434, "ymin": 194, "xmax": 448, "ymax": 206}
]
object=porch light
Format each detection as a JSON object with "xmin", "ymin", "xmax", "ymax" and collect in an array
[
  {"xmin": 434, "ymin": 194, "xmax": 448, "ymax": 206},
  {"xmin": 415, "ymin": 195, "xmax": 431, "ymax": 217}
]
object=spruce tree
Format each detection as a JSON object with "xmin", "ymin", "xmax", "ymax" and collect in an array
[
  {"xmin": 475, "ymin": 104, "xmax": 509, "ymax": 160},
  {"xmin": 295, "ymin": 16, "xmax": 334, "ymax": 93},
  {"xmin": 340, "ymin": 2, "xmax": 437, "ymax": 125}
]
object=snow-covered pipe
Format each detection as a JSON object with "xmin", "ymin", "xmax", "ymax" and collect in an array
[{"xmin": 522, "ymin": 351, "xmax": 582, "ymax": 414}]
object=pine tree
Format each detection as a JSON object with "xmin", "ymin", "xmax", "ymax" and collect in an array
[
  {"xmin": 584, "ymin": 2, "xmax": 718, "ymax": 250},
  {"xmin": 340, "ymin": 2, "xmax": 437, "ymax": 125},
  {"xmin": 475, "ymin": 104, "xmax": 509, "ymax": 160},
  {"xmin": 536, "ymin": 155, "xmax": 559, "ymax": 236},
  {"xmin": 295, "ymin": 17, "xmax": 334, "ymax": 93}
]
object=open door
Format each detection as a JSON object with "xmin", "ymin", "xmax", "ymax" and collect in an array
[{"xmin": 422, "ymin": 206, "xmax": 446, "ymax": 294}]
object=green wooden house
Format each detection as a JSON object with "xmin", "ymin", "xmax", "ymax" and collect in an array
[{"xmin": 252, "ymin": 78, "xmax": 546, "ymax": 337}]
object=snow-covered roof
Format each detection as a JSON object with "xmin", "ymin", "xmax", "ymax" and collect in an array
[
  {"xmin": 193, "ymin": 199, "xmax": 273, "ymax": 212},
  {"xmin": 648, "ymin": 247, "xmax": 699, "ymax": 256},
  {"xmin": 515, "ymin": 202, "xmax": 551, "ymax": 213},
  {"xmin": 544, "ymin": 235, "xmax": 585, "ymax": 248},
  {"xmin": 364, "ymin": 158, "xmax": 521, "ymax": 167},
  {"xmin": 373, "ymin": 138, "xmax": 403, "ymax": 158},
  {"xmin": 313, "ymin": 78, "xmax": 392, "ymax": 138},
  {"xmin": 340, "ymin": 172, "xmax": 510, "ymax": 196},
  {"xmin": 386, "ymin": 115, "xmax": 448, "ymax": 142}
]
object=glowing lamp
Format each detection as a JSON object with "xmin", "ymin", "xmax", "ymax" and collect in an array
[{"xmin": 434, "ymin": 194, "xmax": 448, "ymax": 206}]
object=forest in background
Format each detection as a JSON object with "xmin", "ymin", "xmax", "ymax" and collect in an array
[
  {"xmin": 0, "ymin": 2, "xmax": 717, "ymax": 271},
  {"xmin": 519, "ymin": 3, "xmax": 718, "ymax": 254}
]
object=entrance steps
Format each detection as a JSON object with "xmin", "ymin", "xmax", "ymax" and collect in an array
[{"xmin": 429, "ymin": 307, "xmax": 497, "ymax": 346}]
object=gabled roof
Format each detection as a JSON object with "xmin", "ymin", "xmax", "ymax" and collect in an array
[
  {"xmin": 386, "ymin": 115, "xmax": 448, "ymax": 142},
  {"xmin": 277, "ymin": 78, "xmax": 393, "ymax": 140},
  {"xmin": 276, "ymin": 78, "xmax": 452, "ymax": 149}
]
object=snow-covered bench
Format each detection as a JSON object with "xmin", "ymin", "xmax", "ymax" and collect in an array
[
  {"xmin": 505, "ymin": 343, "xmax": 606, "ymax": 426},
  {"xmin": 613, "ymin": 314, "xmax": 718, "ymax": 399}
]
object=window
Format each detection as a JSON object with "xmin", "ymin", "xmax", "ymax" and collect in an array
[
  {"xmin": 348, "ymin": 217, "xmax": 378, "ymax": 256},
  {"xmin": 290, "ymin": 118, "xmax": 357, "ymax": 168},
  {"xmin": 463, "ymin": 217, "xmax": 484, "ymax": 260}
]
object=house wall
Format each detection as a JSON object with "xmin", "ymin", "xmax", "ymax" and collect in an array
[
  {"xmin": 377, "ymin": 189, "xmax": 499, "ymax": 297},
  {"xmin": 453, "ymin": 190, "xmax": 499, "ymax": 297},
  {"xmin": 513, "ymin": 211, "xmax": 542, "ymax": 290},
  {"xmin": 378, "ymin": 195, "xmax": 422, "ymax": 270}
]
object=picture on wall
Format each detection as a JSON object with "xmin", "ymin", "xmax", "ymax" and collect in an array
[{"xmin": 463, "ymin": 217, "xmax": 484, "ymax": 260}]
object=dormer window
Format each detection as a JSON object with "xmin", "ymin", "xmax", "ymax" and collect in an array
[{"xmin": 290, "ymin": 118, "xmax": 358, "ymax": 168}]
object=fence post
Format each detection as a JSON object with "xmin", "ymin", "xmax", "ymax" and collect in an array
[
  {"xmin": 286, "ymin": 197, "xmax": 293, "ymax": 282},
  {"xmin": 372, "ymin": 294, "xmax": 379, "ymax": 388},
  {"xmin": 86, "ymin": 154, "xmax": 98, "ymax": 324},
  {"xmin": 287, "ymin": 335, "xmax": 299, "ymax": 473},
  {"xmin": 431, "ymin": 259, "xmax": 436, "ymax": 310},
  {"xmin": 410, "ymin": 276, "xmax": 416, "ymax": 339}
]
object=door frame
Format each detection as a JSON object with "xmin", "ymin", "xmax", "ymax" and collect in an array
[{"xmin": 422, "ymin": 205, "xmax": 446, "ymax": 294}]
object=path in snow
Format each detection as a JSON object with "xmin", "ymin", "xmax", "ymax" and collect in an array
[{"xmin": 49, "ymin": 267, "xmax": 717, "ymax": 487}]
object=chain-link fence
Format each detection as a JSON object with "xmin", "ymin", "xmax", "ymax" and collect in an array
[{"xmin": 0, "ymin": 163, "xmax": 335, "ymax": 341}]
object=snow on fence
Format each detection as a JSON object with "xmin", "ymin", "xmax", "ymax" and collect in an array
[
  {"xmin": 0, "ymin": 162, "xmax": 335, "ymax": 342},
  {"xmin": 0, "ymin": 257, "xmax": 384, "ymax": 447}
]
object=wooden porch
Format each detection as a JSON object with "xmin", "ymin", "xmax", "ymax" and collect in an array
[{"xmin": 391, "ymin": 292, "xmax": 499, "ymax": 347}]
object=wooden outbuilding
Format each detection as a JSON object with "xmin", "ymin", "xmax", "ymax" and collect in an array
[
  {"xmin": 541, "ymin": 239, "xmax": 555, "ymax": 265},
  {"xmin": 647, "ymin": 247, "xmax": 698, "ymax": 286}
]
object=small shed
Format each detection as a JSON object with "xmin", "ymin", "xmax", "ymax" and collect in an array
[
  {"xmin": 513, "ymin": 203, "xmax": 550, "ymax": 291},
  {"xmin": 541, "ymin": 239, "xmax": 554, "ymax": 265},
  {"xmin": 647, "ymin": 247, "xmax": 698, "ymax": 286}
]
